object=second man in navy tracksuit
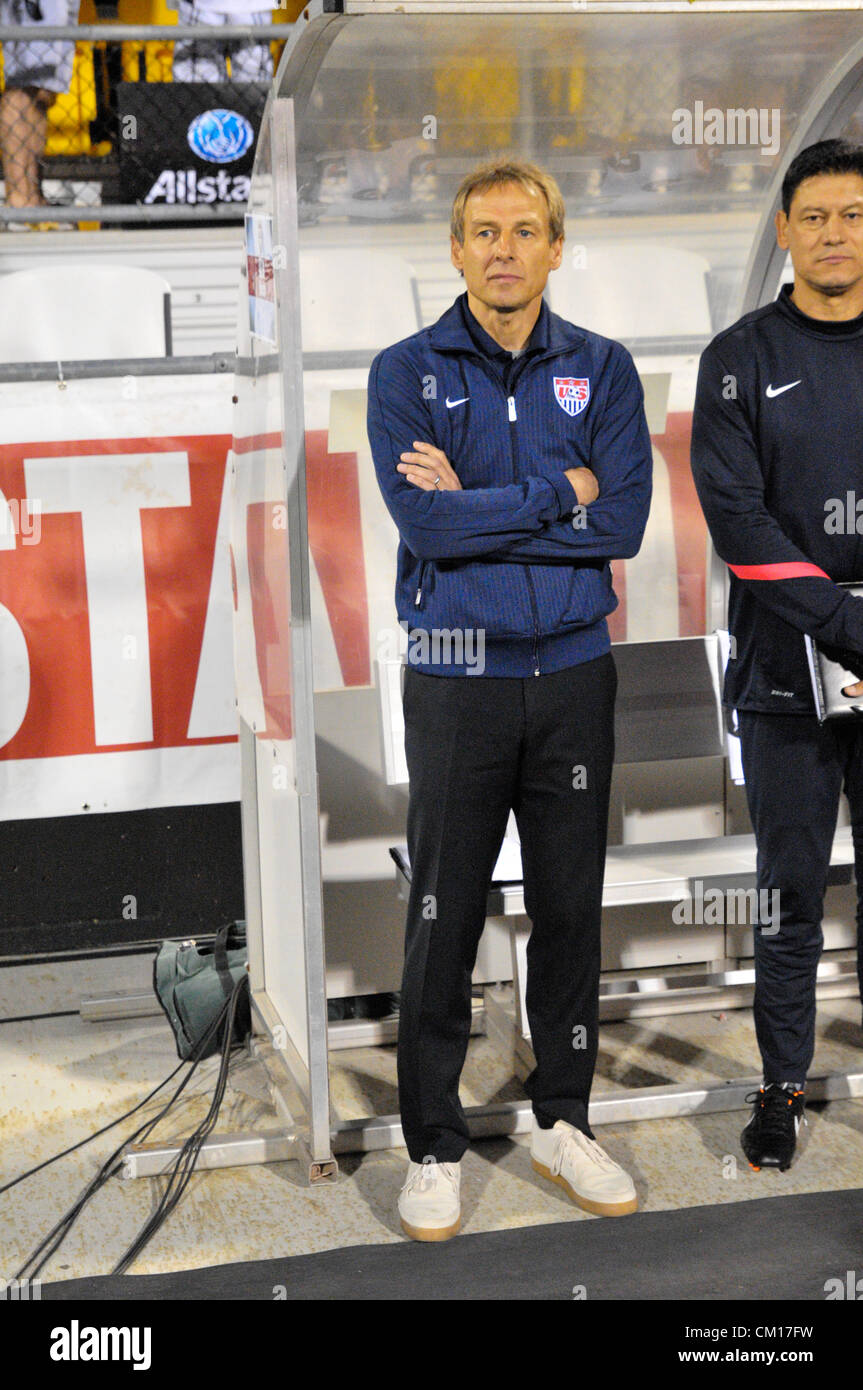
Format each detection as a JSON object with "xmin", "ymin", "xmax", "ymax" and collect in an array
[{"xmin": 692, "ymin": 139, "xmax": 863, "ymax": 1172}]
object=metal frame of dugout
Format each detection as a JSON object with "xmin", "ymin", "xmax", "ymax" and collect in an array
[{"xmin": 114, "ymin": 0, "xmax": 863, "ymax": 1183}]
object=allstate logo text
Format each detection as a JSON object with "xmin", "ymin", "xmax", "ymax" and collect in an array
[{"xmin": 187, "ymin": 109, "xmax": 254, "ymax": 165}]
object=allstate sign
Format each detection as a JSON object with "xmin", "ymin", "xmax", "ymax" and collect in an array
[{"xmin": 187, "ymin": 109, "xmax": 254, "ymax": 165}]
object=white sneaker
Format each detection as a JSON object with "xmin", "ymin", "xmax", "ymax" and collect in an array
[
  {"xmin": 531, "ymin": 1119, "xmax": 637, "ymax": 1217},
  {"xmin": 398, "ymin": 1158, "xmax": 461, "ymax": 1241}
]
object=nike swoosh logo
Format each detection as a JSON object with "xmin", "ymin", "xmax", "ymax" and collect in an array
[
  {"xmin": 765, "ymin": 380, "xmax": 802, "ymax": 398},
  {"xmin": 445, "ymin": 396, "xmax": 470, "ymax": 409}
]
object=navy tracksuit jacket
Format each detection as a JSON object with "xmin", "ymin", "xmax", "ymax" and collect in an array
[
  {"xmin": 367, "ymin": 292, "xmax": 653, "ymax": 675},
  {"xmin": 691, "ymin": 283, "xmax": 863, "ymax": 712}
]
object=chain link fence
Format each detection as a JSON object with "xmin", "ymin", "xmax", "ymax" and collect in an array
[
  {"xmin": 0, "ymin": 21, "xmax": 291, "ymax": 226},
  {"xmin": 8, "ymin": 13, "xmax": 863, "ymax": 231}
]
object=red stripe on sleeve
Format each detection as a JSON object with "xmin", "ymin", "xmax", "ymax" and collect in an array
[{"xmin": 729, "ymin": 561, "xmax": 830, "ymax": 581}]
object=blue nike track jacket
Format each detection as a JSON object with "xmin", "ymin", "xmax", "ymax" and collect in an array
[{"xmin": 367, "ymin": 292, "xmax": 653, "ymax": 676}]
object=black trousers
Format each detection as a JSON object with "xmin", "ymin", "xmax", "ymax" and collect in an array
[
  {"xmin": 737, "ymin": 710, "xmax": 863, "ymax": 1083},
  {"xmin": 398, "ymin": 653, "xmax": 617, "ymax": 1163}
]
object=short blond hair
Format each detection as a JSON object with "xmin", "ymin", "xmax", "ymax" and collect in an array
[{"xmin": 451, "ymin": 158, "xmax": 566, "ymax": 244}]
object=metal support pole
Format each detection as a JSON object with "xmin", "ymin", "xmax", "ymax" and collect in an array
[
  {"xmin": 0, "ymin": 205, "xmax": 250, "ymax": 225},
  {"xmin": 120, "ymin": 1062, "xmax": 863, "ymax": 1175}
]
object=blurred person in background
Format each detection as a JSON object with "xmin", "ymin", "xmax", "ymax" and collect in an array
[
  {"xmin": 170, "ymin": 0, "xmax": 274, "ymax": 84},
  {"xmin": 0, "ymin": 0, "xmax": 77, "ymax": 227}
]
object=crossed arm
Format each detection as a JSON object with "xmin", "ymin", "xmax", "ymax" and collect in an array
[
  {"xmin": 367, "ymin": 345, "xmax": 651, "ymax": 565},
  {"xmin": 398, "ymin": 439, "xmax": 600, "ymax": 508}
]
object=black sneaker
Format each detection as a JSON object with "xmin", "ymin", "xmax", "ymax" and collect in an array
[{"xmin": 741, "ymin": 1083, "xmax": 806, "ymax": 1171}]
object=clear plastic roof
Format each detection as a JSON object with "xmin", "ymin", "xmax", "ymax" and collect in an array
[
  {"xmin": 235, "ymin": 4, "xmax": 863, "ymax": 705},
  {"xmin": 229, "ymin": 5, "xmax": 863, "ymax": 1160}
]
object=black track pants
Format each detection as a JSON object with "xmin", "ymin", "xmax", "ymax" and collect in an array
[
  {"xmin": 737, "ymin": 710, "xmax": 863, "ymax": 1083},
  {"xmin": 398, "ymin": 653, "xmax": 616, "ymax": 1163}
]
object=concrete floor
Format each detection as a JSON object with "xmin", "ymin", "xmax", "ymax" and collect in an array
[{"xmin": 1, "ymin": 951, "xmax": 862, "ymax": 1287}]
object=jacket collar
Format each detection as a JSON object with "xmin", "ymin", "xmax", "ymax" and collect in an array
[
  {"xmin": 428, "ymin": 291, "xmax": 585, "ymax": 356},
  {"xmin": 775, "ymin": 281, "xmax": 863, "ymax": 338}
]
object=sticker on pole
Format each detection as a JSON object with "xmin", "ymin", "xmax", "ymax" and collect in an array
[
  {"xmin": 246, "ymin": 212, "xmax": 277, "ymax": 347},
  {"xmin": 553, "ymin": 377, "xmax": 590, "ymax": 417}
]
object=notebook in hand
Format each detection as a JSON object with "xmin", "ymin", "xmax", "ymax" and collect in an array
[{"xmin": 805, "ymin": 582, "xmax": 863, "ymax": 722}]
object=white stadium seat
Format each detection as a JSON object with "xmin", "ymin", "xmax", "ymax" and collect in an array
[
  {"xmin": 548, "ymin": 241, "xmax": 713, "ymax": 341},
  {"xmin": 0, "ymin": 265, "xmax": 172, "ymax": 363},
  {"xmin": 299, "ymin": 247, "xmax": 421, "ymax": 353}
]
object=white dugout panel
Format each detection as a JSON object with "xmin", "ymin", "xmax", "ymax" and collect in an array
[{"xmin": 231, "ymin": 1, "xmax": 863, "ymax": 1167}]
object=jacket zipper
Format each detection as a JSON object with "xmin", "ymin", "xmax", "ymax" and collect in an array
[
  {"xmin": 505, "ymin": 386, "xmax": 541, "ymax": 676},
  {"xmin": 460, "ymin": 346, "xmax": 577, "ymax": 676},
  {"xmin": 414, "ymin": 559, "xmax": 427, "ymax": 607}
]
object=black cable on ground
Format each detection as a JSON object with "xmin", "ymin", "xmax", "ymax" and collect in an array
[
  {"xmin": 12, "ymin": 984, "xmax": 242, "ymax": 1283},
  {"xmin": 0, "ymin": 1057, "xmax": 187, "ymax": 1198},
  {"xmin": 111, "ymin": 974, "xmax": 249, "ymax": 1274}
]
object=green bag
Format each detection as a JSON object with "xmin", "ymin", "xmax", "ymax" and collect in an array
[{"xmin": 153, "ymin": 922, "xmax": 251, "ymax": 1061}]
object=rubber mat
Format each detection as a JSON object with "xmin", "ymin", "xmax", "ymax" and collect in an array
[{"xmin": 41, "ymin": 1185, "xmax": 863, "ymax": 1301}]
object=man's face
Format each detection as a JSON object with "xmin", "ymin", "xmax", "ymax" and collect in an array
[
  {"xmin": 450, "ymin": 181, "xmax": 563, "ymax": 312},
  {"xmin": 776, "ymin": 172, "xmax": 863, "ymax": 297}
]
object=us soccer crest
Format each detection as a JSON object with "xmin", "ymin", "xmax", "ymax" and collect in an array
[{"xmin": 554, "ymin": 377, "xmax": 590, "ymax": 417}]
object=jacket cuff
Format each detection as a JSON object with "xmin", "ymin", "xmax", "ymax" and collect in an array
[
  {"xmin": 546, "ymin": 472, "xmax": 579, "ymax": 517},
  {"xmin": 835, "ymin": 591, "xmax": 863, "ymax": 654}
]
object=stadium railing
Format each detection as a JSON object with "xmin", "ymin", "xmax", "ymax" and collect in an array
[{"xmin": 0, "ymin": 21, "xmax": 291, "ymax": 227}]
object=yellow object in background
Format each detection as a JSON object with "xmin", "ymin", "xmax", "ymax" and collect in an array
[
  {"xmin": 434, "ymin": 52, "xmax": 519, "ymax": 155},
  {"xmin": 0, "ymin": 0, "xmax": 301, "ymax": 167},
  {"xmin": 116, "ymin": 0, "xmax": 176, "ymax": 83},
  {"xmin": 112, "ymin": 0, "xmax": 301, "ymax": 83},
  {"xmin": 45, "ymin": 43, "xmax": 98, "ymax": 156}
]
